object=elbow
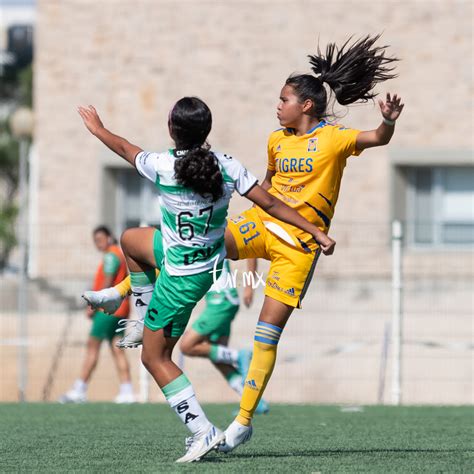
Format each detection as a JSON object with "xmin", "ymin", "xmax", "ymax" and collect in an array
[
  {"xmin": 261, "ymin": 196, "xmax": 277, "ymax": 212},
  {"xmin": 376, "ymin": 134, "xmax": 392, "ymax": 147}
]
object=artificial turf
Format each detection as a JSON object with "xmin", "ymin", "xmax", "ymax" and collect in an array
[{"xmin": 0, "ymin": 404, "xmax": 472, "ymax": 473}]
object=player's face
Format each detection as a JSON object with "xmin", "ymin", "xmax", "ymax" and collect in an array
[
  {"xmin": 277, "ymin": 85, "xmax": 305, "ymax": 128},
  {"xmin": 93, "ymin": 231, "xmax": 110, "ymax": 252}
]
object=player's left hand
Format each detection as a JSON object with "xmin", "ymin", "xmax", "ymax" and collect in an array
[
  {"xmin": 378, "ymin": 93, "xmax": 404, "ymax": 122},
  {"xmin": 78, "ymin": 105, "xmax": 104, "ymax": 135}
]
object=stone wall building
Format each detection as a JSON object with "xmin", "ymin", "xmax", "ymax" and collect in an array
[{"xmin": 32, "ymin": 0, "xmax": 472, "ymax": 279}]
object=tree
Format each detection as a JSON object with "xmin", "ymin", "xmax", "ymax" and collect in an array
[{"xmin": 0, "ymin": 64, "xmax": 32, "ymax": 271}]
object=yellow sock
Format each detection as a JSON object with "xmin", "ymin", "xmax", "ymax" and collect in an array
[
  {"xmin": 236, "ymin": 321, "xmax": 282, "ymax": 426},
  {"xmin": 114, "ymin": 269, "xmax": 160, "ymax": 298},
  {"xmin": 114, "ymin": 275, "xmax": 132, "ymax": 297}
]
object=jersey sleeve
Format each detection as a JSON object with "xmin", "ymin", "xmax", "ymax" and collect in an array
[
  {"xmin": 135, "ymin": 151, "xmax": 159, "ymax": 183},
  {"xmin": 267, "ymin": 136, "xmax": 276, "ymax": 172},
  {"xmin": 102, "ymin": 252, "xmax": 120, "ymax": 276},
  {"xmin": 219, "ymin": 154, "xmax": 258, "ymax": 196},
  {"xmin": 332, "ymin": 126, "xmax": 362, "ymax": 159}
]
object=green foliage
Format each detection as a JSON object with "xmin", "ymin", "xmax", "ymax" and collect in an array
[
  {"xmin": 0, "ymin": 120, "xmax": 20, "ymax": 270},
  {"xmin": 0, "ymin": 63, "xmax": 32, "ymax": 271},
  {"xmin": 0, "ymin": 404, "xmax": 471, "ymax": 472},
  {"xmin": 0, "ymin": 204, "xmax": 18, "ymax": 269},
  {"xmin": 18, "ymin": 65, "xmax": 33, "ymax": 108},
  {"xmin": 0, "ymin": 121, "xmax": 19, "ymax": 188}
]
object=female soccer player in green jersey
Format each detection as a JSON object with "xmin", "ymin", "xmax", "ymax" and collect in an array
[{"xmin": 78, "ymin": 97, "xmax": 334, "ymax": 463}]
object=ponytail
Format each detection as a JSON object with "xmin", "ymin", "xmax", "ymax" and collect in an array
[
  {"xmin": 287, "ymin": 34, "xmax": 398, "ymax": 119},
  {"xmin": 309, "ymin": 34, "xmax": 398, "ymax": 105},
  {"xmin": 174, "ymin": 145, "xmax": 224, "ymax": 202}
]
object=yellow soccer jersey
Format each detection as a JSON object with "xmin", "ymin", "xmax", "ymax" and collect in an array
[{"xmin": 256, "ymin": 120, "xmax": 361, "ymax": 247}]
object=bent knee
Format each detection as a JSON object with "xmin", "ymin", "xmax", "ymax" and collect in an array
[
  {"xmin": 120, "ymin": 227, "xmax": 140, "ymax": 251},
  {"xmin": 224, "ymin": 228, "xmax": 239, "ymax": 260},
  {"xmin": 141, "ymin": 350, "xmax": 153, "ymax": 370},
  {"xmin": 179, "ymin": 337, "xmax": 194, "ymax": 356}
]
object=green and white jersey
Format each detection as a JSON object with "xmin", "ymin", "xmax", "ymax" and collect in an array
[{"xmin": 135, "ymin": 149, "xmax": 258, "ymax": 276}]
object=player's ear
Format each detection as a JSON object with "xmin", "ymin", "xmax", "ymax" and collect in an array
[
  {"xmin": 168, "ymin": 120, "xmax": 175, "ymax": 140},
  {"xmin": 302, "ymin": 99, "xmax": 314, "ymax": 114}
]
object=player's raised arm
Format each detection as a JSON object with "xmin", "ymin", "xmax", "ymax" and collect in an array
[
  {"xmin": 245, "ymin": 184, "xmax": 335, "ymax": 255},
  {"xmin": 78, "ymin": 105, "xmax": 142, "ymax": 166},
  {"xmin": 355, "ymin": 93, "xmax": 404, "ymax": 151}
]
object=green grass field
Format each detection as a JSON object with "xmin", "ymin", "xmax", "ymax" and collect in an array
[{"xmin": 0, "ymin": 404, "xmax": 472, "ymax": 473}]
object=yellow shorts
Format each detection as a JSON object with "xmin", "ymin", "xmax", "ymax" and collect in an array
[{"xmin": 227, "ymin": 207, "xmax": 321, "ymax": 308}]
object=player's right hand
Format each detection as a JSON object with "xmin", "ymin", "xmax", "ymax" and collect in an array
[
  {"xmin": 320, "ymin": 236, "xmax": 336, "ymax": 256},
  {"xmin": 78, "ymin": 105, "xmax": 104, "ymax": 135}
]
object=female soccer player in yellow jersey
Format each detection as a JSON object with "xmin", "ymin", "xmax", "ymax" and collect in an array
[
  {"xmin": 219, "ymin": 34, "xmax": 404, "ymax": 452},
  {"xmin": 84, "ymin": 34, "xmax": 404, "ymax": 454}
]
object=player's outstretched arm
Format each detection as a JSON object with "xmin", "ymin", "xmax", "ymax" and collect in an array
[
  {"xmin": 245, "ymin": 185, "xmax": 335, "ymax": 255},
  {"xmin": 356, "ymin": 93, "xmax": 404, "ymax": 151},
  {"xmin": 78, "ymin": 105, "xmax": 143, "ymax": 166}
]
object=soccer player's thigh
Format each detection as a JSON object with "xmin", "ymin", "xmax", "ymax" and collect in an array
[
  {"xmin": 145, "ymin": 265, "xmax": 220, "ymax": 338},
  {"xmin": 265, "ymin": 236, "xmax": 318, "ymax": 309},
  {"xmin": 226, "ymin": 208, "xmax": 269, "ymax": 260},
  {"xmin": 152, "ymin": 228, "xmax": 164, "ymax": 270}
]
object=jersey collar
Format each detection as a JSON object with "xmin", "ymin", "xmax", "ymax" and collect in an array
[
  {"xmin": 286, "ymin": 120, "xmax": 327, "ymax": 136},
  {"xmin": 172, "ymin": 148, "xmax": 189, "ymax": 157}
]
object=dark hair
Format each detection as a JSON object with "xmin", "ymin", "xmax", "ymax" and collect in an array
[
  {"xmin": 93, "ymin": 225, "xmax": 117, "ymax": 243},
  {"xmin": 170, "ymin": 97, "xmax": 224, "ymax": 202},
  {"xmin": 286, "ymin": 34, "xmax": 399, "ymax": 120}
]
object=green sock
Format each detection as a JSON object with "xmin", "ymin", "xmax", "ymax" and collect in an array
[
  {"xmin": 162, "ymin": 373, "xmax": 191, "ymax": 399},
  {"xmin": 130, "ymin": 270, "xmax": 156, "ymax": 288}
]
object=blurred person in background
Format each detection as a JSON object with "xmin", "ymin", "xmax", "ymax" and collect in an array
[
  {"xmin": 59, "ymin": 226, "xmax": 134, "ymax": 404},
  {"xmin": 180, "ymin": 258, "xmax": 270, "ymax": 415}
]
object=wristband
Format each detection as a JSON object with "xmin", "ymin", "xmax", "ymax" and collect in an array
[{"xmin": 383, "ymin": 117, "xmax": 396, "ymax": 126}]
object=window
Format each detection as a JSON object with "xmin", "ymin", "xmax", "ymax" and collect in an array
[
  {"xmin": 115, "ymin": 168, "xmax": 162, "ymax": 233},
  {"xmin": 406, "ymin": 167, "xmax": 474, "ymax": 247}
]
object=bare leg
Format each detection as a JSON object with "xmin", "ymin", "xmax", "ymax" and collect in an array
[
  {"xmin": 180, "ymin": 331, "xmax": 235, "ymax": 378},
  {"xmin": 258, "ymin": 295, "xmax": 294, "ymax": 329},
  {"xmin": 120, "ymin": 227, "xmax": 157, "ymax": 272},
  {"xmin": 180, "ymin": 329, "xmax": 214, "ymax": 358},
  {"xmin": 224, "ymin": 227, "xmax": 239, "ymax": 260},
  {"xmin": 79, "ymin": 336, "xmax": 102, "ymax": 383},
  {"xmin": 141, "ymin": 326, "xmax": 181, "ymax": 387}
]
